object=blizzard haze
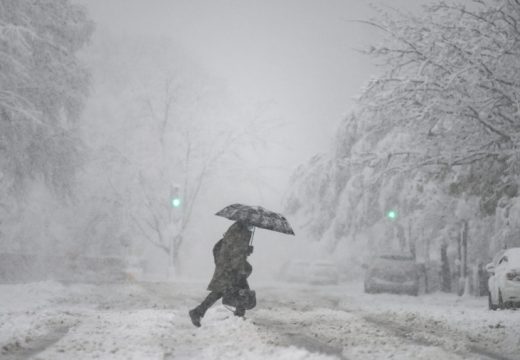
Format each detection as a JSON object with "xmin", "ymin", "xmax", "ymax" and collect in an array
[
  {"xmin": 74, "ymin": 0, "xmax": 429, "ymax": 281},
  {"xmin": 4, "ymin": 1, "xmax": 520, "ymax": 359}
]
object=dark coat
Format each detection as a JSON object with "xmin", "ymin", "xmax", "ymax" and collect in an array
[{"xmin": 207, "ymin": 222, "xmax": 252, "ymax": 292}]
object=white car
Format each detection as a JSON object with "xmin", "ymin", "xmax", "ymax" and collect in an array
[{"xmin": 486, "ymin": 248, "xmax": 520, "ymax": 310}]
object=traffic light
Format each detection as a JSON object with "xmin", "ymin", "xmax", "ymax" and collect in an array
[
  {"xmin": 170, "ymin": 183, "xmax": 182, "ymax": 209},
  {"xmin": 386, "ymin": 209, "xmax": 397, "ymax": 220},
  {"xmin": 172, "ymin": 197, "xmax": 182, "ymax": 208}
]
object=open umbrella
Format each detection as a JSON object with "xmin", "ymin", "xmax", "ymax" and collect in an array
[{"xmin": 215, "ymin": 203, "xmax": 295, "ymax": 236}]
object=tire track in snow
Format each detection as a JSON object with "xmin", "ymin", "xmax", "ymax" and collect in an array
[
  {"xmin": 253, "ymin": 298, "xmax": 477, "ymax": 360},
  {"xmin": 362, "ymin": 314, "xmax": 516, "ymax": 360},
  {"xmin": 259, "ymin": 285, "xmax": 517, "ymax": 359},
  {"xmin": 141, "ymin": 283, "xmax": 517, "ymax": 359},
  {"xmin": 252, "ymin": 317, "xmax": 349, "ymax": 360},
  {"xmin": 1, "ymin": 325, "xmax": 71, "ymax": 360}
]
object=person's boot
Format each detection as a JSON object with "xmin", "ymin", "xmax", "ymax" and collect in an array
[
  {"xmin": 234, "ymin": 306, "xmax": 245, "ymax": 317},
  {"xmin": 189, "ymin": 308, "xmax": 202, "ymax": 327}
]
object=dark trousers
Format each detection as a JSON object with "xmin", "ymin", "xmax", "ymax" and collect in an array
[
  {"xmin": 195, "ymin": 278, "xmax": 249, "ymax": 317},
  {"xmin": 195, "ymin": 291, "xmax": 224, "ymax": 316}
]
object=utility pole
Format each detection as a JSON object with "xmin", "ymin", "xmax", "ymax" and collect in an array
[{"xmin": 168, "ymin": 183, "xmax": 182, "ymax": 278}]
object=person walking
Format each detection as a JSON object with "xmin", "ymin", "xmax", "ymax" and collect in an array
[{"xmin": 189, "ymin": 221, "xmax": 254, "ymax": 327}]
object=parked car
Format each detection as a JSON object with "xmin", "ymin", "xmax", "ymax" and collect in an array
[
  {"xmin": 279, "ymin": 260, "xmax": 339, "ymax": 285},
  {"xmin": 308, "ymin": 261, "xmax": 340, "ymax": 285},
  {"xmin": 364, "ymin": 254, "xmax": 424, "ymax": 296},
  {"xmin": 278, "ymin": 260, "xmax": 308, "ymax": 283},
  {"xmin": 486, "ymin": 247, "xmax": 520, "ymax": 310}
]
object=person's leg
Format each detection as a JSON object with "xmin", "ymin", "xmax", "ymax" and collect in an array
[
  {"xmin": 197, "ymin": 291, "xmax": 223, "ymax": 315},
  {"xmin": 189, "ymin": 291, "xmax": 223, "ymax": 327},
  {"xmin": 234, "ymin": 306, "xmax": 245, "ymax": 317}
]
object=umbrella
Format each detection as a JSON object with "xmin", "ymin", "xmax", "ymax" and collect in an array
[{"xmin": 215, "ymin": 203, "xmax": 295, "ymax": 236}]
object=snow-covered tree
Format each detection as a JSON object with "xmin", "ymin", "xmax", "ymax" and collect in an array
[
  {"xmin": 360, "ymin": 0, "xmax": 520, "ymax": 202},
  {"xmin": 0, "ymin": 0, "xmax": 93, "ymax": 198},
  {"xmin": 78, "ymin": 34, "xmax": 275, "ymax": 275},
  {"xmin": 0, "ymin": 0, "xmax": 93, "ymax": 258},
  {"xmin": 287, "ymin": 0, "xmax": 520, "ymax": 285}
]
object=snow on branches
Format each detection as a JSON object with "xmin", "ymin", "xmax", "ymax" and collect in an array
[
  {"xmin": 287, "ymin": 0, "xmax": 520, "ymax": 263},
  {"xmin": 0, "ymin": 0, "xmax": 93, "ymax": 196}
]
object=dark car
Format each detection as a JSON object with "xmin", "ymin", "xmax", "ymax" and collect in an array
[{"xmin": 364, "ymin": 254, "xmax": 423, "ymax": 296}]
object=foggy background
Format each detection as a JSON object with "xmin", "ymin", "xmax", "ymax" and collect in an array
[
  {"xmin": 4, "ymin": 1, "xmax": 520, "ymax": 358},
  {"xmin": 8, "ymin": 0, "xmax": 490, "ymax": 285},
  {"xmin": 72, "ymin": 0, "xmax": 428, "ymax": 282}
]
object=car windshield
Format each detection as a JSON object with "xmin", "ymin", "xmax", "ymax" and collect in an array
[{"xmin": 370, "ymin": 257, "xmax": 416, "ymax": 281}]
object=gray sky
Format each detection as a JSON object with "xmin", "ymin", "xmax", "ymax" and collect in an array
[
  {"xmin": 81, "ymin": 0, "xmax": 426, "ymax": 174},
  {"xmin": 78, "ymin": 0, "xmax": 430, "ymax": 277}
]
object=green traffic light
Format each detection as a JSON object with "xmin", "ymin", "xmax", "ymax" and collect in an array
[
  {"xmin": 387, "ymin": 210, "xmax": 397, "ymax": 220},
  {"xmin": 172, "ymin": 198, "xmax": 182, "ymax": 208}
]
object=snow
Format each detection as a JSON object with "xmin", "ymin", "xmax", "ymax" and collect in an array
[
  {"xmin": 175, "ymin": 308, "xmax": 334, "ymax": 360},
  {"xmin": 1, "ymin": 280, "xmax": 519, "ymax": 359},
  {"xmin": 0, "ymin": 281, "xmax": 337, "ymax": 359},
  {"xmin": 0, "ymin": 281, "xmax": 70, "ymax": 349},
  {"xmin": 0, "ymin": 280, "xmax": 65, "ymax": 311},
  {"xmin": 335, "ymin": 283, "xmax": 520, "ymax": 359}
]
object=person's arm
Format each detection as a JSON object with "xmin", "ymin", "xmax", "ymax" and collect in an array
[{"xmin": 212, "ymin": 239, "xmax": 223, "ymax": 263}]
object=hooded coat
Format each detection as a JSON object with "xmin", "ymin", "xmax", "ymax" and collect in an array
[{"xmin": 207, "ymin": 222, "xmax": 252, "ymax": 292}]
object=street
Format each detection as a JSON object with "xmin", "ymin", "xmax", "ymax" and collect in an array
[{"xmin": 1, "ymin": 281, "xmax": 519, "ymax": 360}]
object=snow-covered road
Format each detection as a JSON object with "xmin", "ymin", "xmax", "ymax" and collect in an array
[{"xmin": 1, "ymin": 281, "xmax": 519, "ymax": 359}]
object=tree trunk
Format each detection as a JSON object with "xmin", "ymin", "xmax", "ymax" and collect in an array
[
  {"xmin": 424, "ymin": 226, "xmax": 430, "ymax": 262},
  {"xmin": 456, "ymin": 224, "xmax": 462, "ymax": 296},
  {"xmin": 458, "ymin": 220, "xmax": 469, "ymax": 296},
  {"xmin": 440, "ymin": 242, "xmax": 451, "ymax": 292},
  {"xmin": 169, "ymin": 234, "xmax": 183, "ymax": 276},
  {"xmin": 408, "ymin": 220, "xmax": 416, "ymax": 260},
  {"xmin": 397, "ymin": 223, "xmax": 406, "ymax": 252},
  {"xmin": 167, "ymin": 236, "xmax": 176, "ymax": 279},
  {"xmin": 477, "ymin": 262, "xmax": 488, "ymax": 297},
  {"xmin": 462, "ymin": 220, "xmax": 468, "ymax": 278}
]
